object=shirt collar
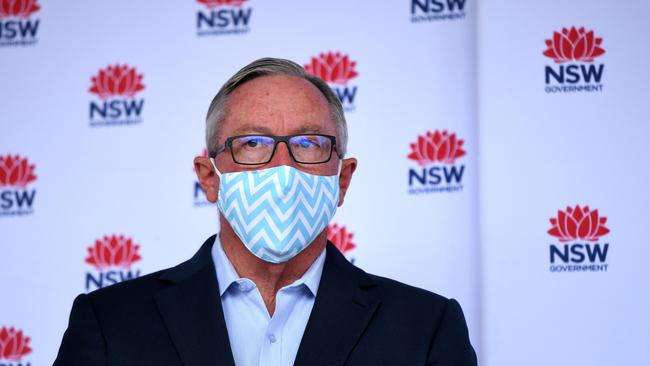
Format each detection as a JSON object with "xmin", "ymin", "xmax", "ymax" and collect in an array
[{"xmin": 211, "ymin": 234, "xmax": 327, "ymax": 297}]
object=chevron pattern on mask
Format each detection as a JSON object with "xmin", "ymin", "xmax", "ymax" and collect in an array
[{"xmin": 217, "ymin": 165, "xmax": 340, "ymax": 263}]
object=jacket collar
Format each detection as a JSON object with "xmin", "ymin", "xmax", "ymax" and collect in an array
[
  {"xmin": 294, "ymin": 242, "xmax": 380, "ymax": 366},
  {"xmin": 154, "ymin": 235, "xmax": 380, "ymax": 366},
  {"xmin": 154, "ymin": 235, "xmax": 235, "ymax": 366}
]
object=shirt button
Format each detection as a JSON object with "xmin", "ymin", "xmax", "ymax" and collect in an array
[{"xmin": 268, "ymin": 334, "xmax": 277, "ymax": 343}]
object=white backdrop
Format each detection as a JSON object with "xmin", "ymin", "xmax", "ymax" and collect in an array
[
  {"xmin": 1, "ymin": 0, "xmax": 479, "ymax": 364},
  {"xmin": 1, "ymin": 0, "xmax": 648, "ymax": 365}
]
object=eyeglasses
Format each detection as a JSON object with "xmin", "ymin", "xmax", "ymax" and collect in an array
[{"xmin": 211, "ymin": 134, "xmax": 338, "ymax": 165}]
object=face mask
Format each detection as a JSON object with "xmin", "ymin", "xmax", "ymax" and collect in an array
[{"xmin": 210, "ymin": 160, "xmax": 340, "ymax": 263}]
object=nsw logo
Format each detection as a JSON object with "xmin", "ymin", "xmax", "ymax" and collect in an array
[
  {"xmin": 88, "ymin": 64, "xmax": 146, "ymax": 127},
  {"xmin": 0, "ymin": 154, "xmax": 37, "ymax": 217},
  {"xmin": 0, "ymin": 326, "xmax": 32, "ymax": 366},
  {"xmin": 327, "ymin": 223, "xmax": 357, "ymax": 264},
  {"xmin": 543, "ymin": 26, "xmax": 606, "ymax": 93},
  {"xmin": 410, "ymin": 0, "xmax": 466, "ymax": 22},
  {"xmin": 84, "ymin": 234, "xmax": 142, "ymax": 291},
  {"xmin": 0, "ymin": 0, "xmax": 40, "ymax": 47},
  {"xmin": 407, "ymin": 130, "xmax": 465, "ymax": 194},
  {"xmin": 196, "ymin": 0, "xmax": 252, "ymax": 37},
  {"xmin": 548, "ymin": 205, "xmax": 610, "ymax": 273},
  {"xmin": 304, "ymin": 52, "xmax": 359, "ymax": 112}
]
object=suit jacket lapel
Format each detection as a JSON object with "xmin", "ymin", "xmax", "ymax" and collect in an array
[
  {"xmin": 294, "ymin": 243, "xmax": 381, "ymax": 366},
  {"xmin": 154, "ymin": 236, "xmax": 235, "ymax": 366}
]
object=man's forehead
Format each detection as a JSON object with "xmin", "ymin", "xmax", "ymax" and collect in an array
[
  {"xmin": 228, "ymin": 74, "xmax": 325, "ymax": 104},
  {"xmin": 219, "ymin": 75, "xmax": 335, "ymax": 136}
]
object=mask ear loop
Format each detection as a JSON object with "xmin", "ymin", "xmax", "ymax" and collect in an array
[
  {"xmin": 337, "ymin": 159, "xmax": 343, "ymax": 176},
  {"xmin": 210, "ymin": 157, "xmax": 222, "ymax": 178},
  {"xmin": 210, "ymin": 157, "xmax": 224, "ymax": 231}
]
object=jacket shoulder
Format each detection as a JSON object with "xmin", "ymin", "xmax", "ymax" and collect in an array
[
  {"xmin": 355, "ymin": 270, "xmax": 476, "ymax": 364},
  {"xmin": 364, "ymin": 271, "xmax": 450, "ymax": 309}
]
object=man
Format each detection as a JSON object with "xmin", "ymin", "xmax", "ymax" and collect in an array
[{"xmin": 54, "ymin": 58, "xmax": 477, "ymax": 366}]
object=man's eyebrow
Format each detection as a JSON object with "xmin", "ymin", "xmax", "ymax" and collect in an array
[
  {"xmin": 291, "ymin": 124, "xmax": 325, "ymax": 134},
  {"xmin": 231, "ymin": 124, "xmax": 274, "ymax": 135},
  {"xmin": 230, "ymin": 123, "xmax": 326, "ymax": 135}
]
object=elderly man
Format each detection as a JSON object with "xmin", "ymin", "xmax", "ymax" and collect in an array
[{"xmin": 54, "ymin": 58, "xmax": 477, "ymax": 366}]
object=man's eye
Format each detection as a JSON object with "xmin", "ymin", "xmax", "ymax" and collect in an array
[
  {"xmin": 294, "ymin": 138, "xmax": 318, "ymax": 149},
  {"xmin": 240, "ymin": 137, "xmax": 269, "ymax": 148}
]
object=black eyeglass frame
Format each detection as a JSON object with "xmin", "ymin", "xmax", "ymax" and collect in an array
[{"xmin": 211, "ymin": 134, "xmax": 339, "ymax": 165}]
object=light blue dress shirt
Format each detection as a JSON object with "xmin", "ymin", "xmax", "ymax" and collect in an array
[{"xmin": 211, "ymin": 235, "xmax": 326, "ymax": 366}]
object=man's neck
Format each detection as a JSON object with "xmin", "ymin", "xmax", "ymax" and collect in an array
[{"xmin": 218, "ymin": 218, "xmax": 327, "ymax": 316}]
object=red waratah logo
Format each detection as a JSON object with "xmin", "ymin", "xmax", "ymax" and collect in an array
[
  {"xmin": 85, "ymin": 234, "xmax": 142, "ymax": 270},
  {"xmin": 0, "ymin": 0, "xmax": 40, "ymax": 18},
  {"xmin": 196, "ymin": 0, "xmax": 247, "ymax": 7},
  {"xmin": 543, "ymin": 27, "xmax": 605, "ymax": 63},
  {"xmin": 327, "ymin": 223, "xmax": 356, "ymax": 255},
  {"xmin": 548, "ymin": 205, "xmax": 610, "ymax": 242},
  {"xmin": 304, "ymin": 52, "xmax": 358, "ymax": 85},
  {"xmin": 0, "ymin": 154, "xmax": 37, "ymax": 188},
  {"xmin": 89, "ymin": 65, "xmax": 145, "ymax": 99},
  {"xmin": 408, "ymin": 130, "xmax": 466, "ymax": 165},
  {"xmin": 0, "ymin": 326, "xmax": 32, "ymax": 362}
]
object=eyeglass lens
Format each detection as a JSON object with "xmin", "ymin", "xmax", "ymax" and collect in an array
[{"xmin": 230, "ymin": 135, "xmax": 332, "ymax": 164}]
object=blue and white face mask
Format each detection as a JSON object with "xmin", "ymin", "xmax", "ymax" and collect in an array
[{"xmin": 210, "ymin": 161, "xmax": 340, "ymax": 263}]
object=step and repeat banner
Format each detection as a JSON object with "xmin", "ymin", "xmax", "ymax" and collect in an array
[
  {"xmin": 1, "ymin": 0, "xmax": 479, "ymax": 364},
  {"xmin": 2, "ymin": 0, "xmax": 648, "ymax": 365}
]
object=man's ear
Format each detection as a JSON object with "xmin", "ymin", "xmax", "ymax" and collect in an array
[
  {"xmin": 194, "ymin": 156, "xmax": 219, "ymax": 203},
  {"xmin": 337, "ymin": 157, "xmax": 357, "ymax": 207}
]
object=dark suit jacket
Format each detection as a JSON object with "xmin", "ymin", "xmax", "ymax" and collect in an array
[{"xmin": 54, "ymin": 235, "xmax": 477, "ymax": 366}]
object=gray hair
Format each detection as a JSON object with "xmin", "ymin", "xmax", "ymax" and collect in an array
[{"xmin": 205, "ymin": 57, "xmax": 348, "ymax": 158}]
